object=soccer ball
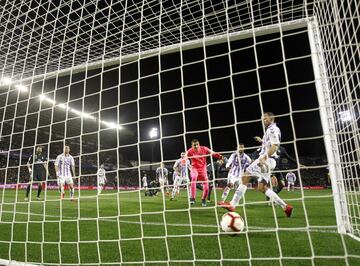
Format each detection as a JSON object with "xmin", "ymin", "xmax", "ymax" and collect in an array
[{"xmin": 220, "ymin": 212, "xmax": 245, "ymax": 233}]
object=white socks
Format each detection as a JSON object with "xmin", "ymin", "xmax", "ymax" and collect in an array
[
  {"xmin": 221, "ymin": 186, "xmax": 231, "ymax": 202},
  {"xmin": 265, "ymin": 189, "xmax": 286, "ymax": 209},
  {"xmin": 70, "ymin": 187, "xmax": 74, "ymax": 198},
  {"xmin": 230, "ymin": 184, "xmax": 247, "ymax": 207}
]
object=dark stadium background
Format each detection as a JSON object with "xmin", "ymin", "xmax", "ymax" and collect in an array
[{"xmin": 0, "ymin": 28, "xmax": 330, "ymax": 188}]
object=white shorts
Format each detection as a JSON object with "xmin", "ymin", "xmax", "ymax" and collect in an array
[
  {"xmin": 98, "ymin": 178, "xmax": 106, "ymax": 185},
  {"xmin": 288, "ymin": 181, "xmax": 295, "ymax": 186},
  {"xmin": 227, "ymin": 173, "xmax": 242, "ymax": 185},
  {"xmin": 159, "ymin": 178, "xmax": 165, "ymax": 186},
  {"xmin": 143, "ymin": 182, "xmax": 148, "ymax": 188},
  {"xmin": 59, "ymin": 176, "xmax": 74, "ymax": 185},
  {"xmin": 174, "ymin": 176, "xmax": 189, "ymax": 187},
  {"xmin": 246, "ymin": 158, "xmax": 276, "ymax": 184}
]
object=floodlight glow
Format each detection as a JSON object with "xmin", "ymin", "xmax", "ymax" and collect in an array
[
  {"xmin": 82, "ymin": 113, "xmax": 96, "ymax": 120},
  {"xmin": 58, "ymin": 103, "xmax": 69, "ymax": 110},
  {"xmin": 39, "ymin": 94, "xmax": 46, "ymax": 100},
  {"xmin": 339, "ymin": 110, "xmax": 352, "ymax": 122},
  {"xmin": 149, "ymin": 127, "xmax": 158, "ymax": 138},
  {"xmin": 15, "ymin": 84, "xmax": 28, "ymax": 92},
  {"xmin": 70, "ymin": 108, "xmax": 82, "ymax": 116},
  {"xmin": 1, "ymin": 77, "xmax": 12, "ymax": 85},
  {"xmin": 102, "ymin": 121, "xmax": 122, "ymax": 130}
]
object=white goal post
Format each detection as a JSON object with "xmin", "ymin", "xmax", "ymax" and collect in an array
[
  {"xmin": 3, "ymin": 16, "xmax": 357, "ymax": 239},
  {"xmin": 0, "ymin": 0, "xmax": 359, "ymax": 265}
]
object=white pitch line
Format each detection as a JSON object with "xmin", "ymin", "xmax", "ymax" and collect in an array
[
  {"xmin": 1, "ymin": 210, "xmax": 340, "ymax": 233},
  {"xmin": 1, "ymin": 210, "xmax": 218, "ymax": 228}
]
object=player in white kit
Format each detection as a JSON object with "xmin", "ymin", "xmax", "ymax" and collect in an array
[
  {"xmin": 142, "ymin": 173, "xmax": 148, "ymax": 191},
  {"xmin": 156, "ymin": 163, "xmax": 169, "ymax": 194},
  {"xmin": 54, "ymin": 145, "xmax": 76, "ymax": 200},
  {"xmin": 171, "ymin": 152, "xmax": 191, "ymax": 200},
  {"xmin": 219, "ymin": 143, "xmax": 251, "ymax": 203},
  {"xmin": 219, "ymin": 112, "xmax": 293, "ymax": 217},
  {"xmin": 97, "ymin": 164, "xmax": 107, "ymax": 195},
  {"xmin": 286, "ymin": 172, "xmax": 296, "ymax": 191}
]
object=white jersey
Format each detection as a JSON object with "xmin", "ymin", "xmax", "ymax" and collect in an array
[
  {"xmin": 259, "ymin": 123, "xmax": 281, "ymax": 157},
  {"xmin": 173, "ymin": 158, "xmax": 191, "ymax": 179},
  {"xmin": 286, "ymin": 172, "xmax": 296, "ymax": 182},
  {"xmin": 142, "ymin": 175, "xmax": 147, "ymax": 185},
  {"xmin": 55, "ymin": 153, "xmax": 75, "ymax": 178},
  {"xmin": 226, "ymin": 152, "xmax": 252, "ymax": 177},
  {"xmin": 97, "ymin": 168, "xmax": 106, "ymax": 182},
  {"xmin": 156, "ymin": 167, "xmax": 168, "ymax": 180}
]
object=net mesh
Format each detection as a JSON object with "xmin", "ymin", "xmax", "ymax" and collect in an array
[{"xmin": 0, "ymin": 0, "xmax": 359, "ymax": 265}]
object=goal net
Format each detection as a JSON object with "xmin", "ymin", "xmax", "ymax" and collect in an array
[{"xmin": 0, "ymin": 0, "xmax": 359, "ymax": 265}]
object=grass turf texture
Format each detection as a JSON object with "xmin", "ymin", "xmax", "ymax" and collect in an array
[{"xmin": 0, "ymin": 189, "xmax": 359, "ymax": 265}]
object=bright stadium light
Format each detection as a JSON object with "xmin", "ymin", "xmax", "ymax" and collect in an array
[
  {"xmin": 149, "ymin": 127, "xmax": 158, "ymax": 139},
  {"xmin": 339, "ymin": 110, "xmax": 352, "ymax": 122},
  {"xmin": 82, "ymin": 113, "xmax": 96, "ymax": 120},
  {"xmin": 102, "ymin": 121, "xmax": 122, "ymax": 130},
  {"xmin": 39, "ymin": 94, "xmax": 46, "ymax": 100},
  {"xmin": 58, "ymin": 103, "xmax": 69, "ymax": 110},
  {"xmin": 70, "ymin": 108, "xmax": 96, "ymax": 120},
  {"xmin": 0, "ymin": 77, "xmax": 12, "ymax": 85},
  {"xmin": 105, "ymin": 121, "xmax": 121, "ymax": 129},
  {"xmin": 15, "ymin": 84, "xmax": 28, "ymax": 92}
]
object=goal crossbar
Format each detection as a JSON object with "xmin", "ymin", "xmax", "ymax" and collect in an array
[{"xmin": 1, "ymin": 18, "xmax": 310, "ymax": 89}]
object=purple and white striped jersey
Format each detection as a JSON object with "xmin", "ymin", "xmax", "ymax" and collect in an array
[
  {"xmin": 55, "ymin": 153, "xmax": 75, "ymax": 178},
  {"xmin": 173, "ymin": 158, "xmax": 191, "ymax": 178},
  {"xmin": 226, "ymin": 152, "xmax": 252, "ymax": 177},
  {"xmin": 156, "ymin": 167, "xmax": 168, "ymax": 180},
  {"xmin": 97, "ymin": 168, "xmax": 106, "ymax": 181},
  {"xmin": 286, "ymin": 172, "xmax": 296, "ymax": 182},
  {"xmin": 260, "ymin": 123, "xmax": 281, "ymax": 157}
]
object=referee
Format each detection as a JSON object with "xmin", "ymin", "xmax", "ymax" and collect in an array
[{"xmin": 25, "ymin": 146, "xmax": 48, "ymax": 201}]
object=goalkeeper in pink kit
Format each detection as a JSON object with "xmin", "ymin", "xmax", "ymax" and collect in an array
[{"xmin": 187, "ymin": 139, "xmax": 222, "ymax": 207}]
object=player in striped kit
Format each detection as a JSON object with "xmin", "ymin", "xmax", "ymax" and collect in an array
[
  {"xmin": 156, "ymin": 163, "xmax": 169, "ymax": 195},
  {"xmin": 219, "ymin": 112, "xmax": 293, "ymax": 217},
  {"xmin": 97, "ymin": 164, "xmax": 107, "ymax": 195},
  {"xmin": 54, "ymin": 145, "xmax": 76, "ymax": 200},
  {"xmin": 171, "ymin": 152, "xmax": 191, "ymax": 201},
  {"xmin": 219, "ymin": 143, "xmax": 251, "ymax": 203},
  {"xmin": 286, "ymin": 172, "xmax": 296, "ymax": 191}
]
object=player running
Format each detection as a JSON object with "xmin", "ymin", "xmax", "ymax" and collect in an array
[
  {"xmin": 171, "ymin": 152, "xmax": 191, "ymax": 201},
  {"xmin": 286, "ymin": 172, "xmax": 297, "ymax": 191},
  {"xmin": 219, "ymin": 112, "xmax": 293, "ymax": 217},
  {"xmin": 219, "ymin": 143, "xmax": 251, "ymax": 203},
  {"xmin": 187, "ymin": 139, "xmax": 222, "ymax": 207},
  {"xmin": 25, "ymin": 146, "xmax": 48, "ymax": 201},
  {"xmin": 97, "ymin": 164, "xmax": 107, "ymax": 195},
  {"xmin": 55, "ymin": 145, "xmax": 76, "ymax": 200}
]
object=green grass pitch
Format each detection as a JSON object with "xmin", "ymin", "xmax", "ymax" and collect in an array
[{"xmin": 0, "ymin": 188, "xmax": 359, "ymax": 265}]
